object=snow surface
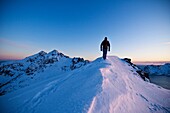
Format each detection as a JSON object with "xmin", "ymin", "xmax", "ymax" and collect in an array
[{"xmin": 0, "ymin": 56, "xmax": 170, "ymax": 113}]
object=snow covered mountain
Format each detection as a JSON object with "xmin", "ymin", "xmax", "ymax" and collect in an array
[
  {"xmin": 0, "ymin": 50, "xmax": 89, "ymax": 95},
  {"xmin": 138, "ymin": 63, "xmax": 170, "ymax": 76},
  {"xmin": 0, "ymin": 56, "xmax": 169, "ymax": 113}
]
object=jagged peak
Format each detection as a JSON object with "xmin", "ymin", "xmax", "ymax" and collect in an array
[
  {"xmin": 22, "ymin": 50, "xmax": 71, "ymax": 64},
  {"xmin": 48, "ymin": 50, "xmax": 59, "ymax": 55},
  {"xmin": 24, "ymin": 51, "xmax": 47, "ymax": 60},
  {"xmin": 47, "ymin": 50, "xmax": 69, "ymax": 58},
  {"xmin": 38, "ymin": 51, "xmax": 47, "ymax": 56}
]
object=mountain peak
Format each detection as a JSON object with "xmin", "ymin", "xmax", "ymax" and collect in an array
[
  {"xmin": 38, "ymin": 50, "xmax": 47, "ymax": 56},
  {"xmin": 47, "ymin": 49, "xmax": 69, "ymax": 58},
  {"xmin": 48, "ymin": 49, "xmax": 59, "ymax": 55}
]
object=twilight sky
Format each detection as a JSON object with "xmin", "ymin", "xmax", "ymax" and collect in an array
[{"xmin": 0, "ymin": 0, "xmax": 170, "ymax": 61}]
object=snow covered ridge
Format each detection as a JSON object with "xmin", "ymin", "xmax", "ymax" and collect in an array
[
  {"xmin": 138, "ymin": 63, "xmax": 170, "ymax": 76},
  {"xmin": 88, "ymin": 57, "xmax": 170, "ymax": 113},
  {"xmin": 0, "ymin": 50, "xmax": 89, "ymax": 95},
  {"xmin": 0, "ymin": 56, "xmax": 169, "ymax": 113}
]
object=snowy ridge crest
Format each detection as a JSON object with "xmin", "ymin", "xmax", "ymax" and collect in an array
[{"xmin": 88, "ymin": 57, "xmax": 170, "ymax": 113}]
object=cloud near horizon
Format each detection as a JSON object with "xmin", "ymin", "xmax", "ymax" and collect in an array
[{"xmin": 163, "ymin": 41, "xmax": 170, "ymax": 45}]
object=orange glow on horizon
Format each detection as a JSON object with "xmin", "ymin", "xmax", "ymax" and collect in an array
[
  {"xmin": 0, "ymin": 54, "xmax": 25, "ymax": 60},
  {"xmin": 0, "ymin": 53, "xmax": 170, "ymax": 62}
]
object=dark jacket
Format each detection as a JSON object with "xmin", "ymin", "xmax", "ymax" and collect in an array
[{"xmin": 100, "ymin": 39, "xmax": 110, "ymax": 51}]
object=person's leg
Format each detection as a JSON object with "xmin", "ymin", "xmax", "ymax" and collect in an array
[
  {"xmin": 105, "ymin": 49, "xmax": 107, "ymax": 59},
  {"xmin": 103, "ymin": 49, "xmax": 107, "ymax": 60},
  {"xmin": 103, "ymin": 51, "xmax": 105, "ymax": 59}
]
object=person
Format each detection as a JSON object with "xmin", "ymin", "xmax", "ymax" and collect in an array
[{"xmin": 100, "ymin": 37, "xmax": 110, "ymax": 60}]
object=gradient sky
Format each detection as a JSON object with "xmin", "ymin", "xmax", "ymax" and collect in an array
[{"xmin": 0, "ymin": 0, "xmax": 170, "ymax": 61}]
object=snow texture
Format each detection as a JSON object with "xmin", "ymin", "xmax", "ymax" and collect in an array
[{"xmin": 0, "ymin": 56, "xmax": 170, "ymax": 113}]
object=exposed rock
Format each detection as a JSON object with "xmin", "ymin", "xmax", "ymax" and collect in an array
[{"xmin": 123, "ymin": 58, "xmax": 150, "ymax": 81}]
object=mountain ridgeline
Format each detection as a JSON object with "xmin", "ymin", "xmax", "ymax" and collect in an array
[
  {"xmin": 0, "ymin": 50, "xmax": 89, "ymax": 95},
  {"xmin": 138, "ymin": 63, "xmax": 170, "ymax": 76},
  {"xmin": 0, "ymin": 50, "xmax": 89, "ymax": 76},
  {"xmin": 0, "ymin": 50, "xmax": 150, "ymax": 96}
]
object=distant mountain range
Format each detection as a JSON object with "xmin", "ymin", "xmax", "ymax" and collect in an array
[
  {"xmin": 137, "ymin": 63, "xmax": 170, "ymax": 76},
  {"xmin": 134, "ymin": 61, "xmax": 170, "ymax": 65}
]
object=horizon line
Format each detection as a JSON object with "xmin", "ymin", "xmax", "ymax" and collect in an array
[{"xmin": 1, "ymin": 58, "xmax": 170, "ymax": 63}]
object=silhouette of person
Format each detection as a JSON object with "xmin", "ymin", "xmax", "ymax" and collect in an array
[{"xmin": 100, "ymin": 37, "xmax": 110, "ymax": 60}]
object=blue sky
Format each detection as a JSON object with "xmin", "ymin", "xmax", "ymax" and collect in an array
[{"xmin": 0, "ymin": 0, "xmax": 170, "ymax": 61}]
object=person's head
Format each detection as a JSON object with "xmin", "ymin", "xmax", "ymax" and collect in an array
[{"xmin": 104, "ymin": 37, "xmax": 107, "ymax": 40}]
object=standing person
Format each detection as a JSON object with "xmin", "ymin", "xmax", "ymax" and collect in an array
[{"xmin": 100, "ymin": 37, "xmax": 110, "ymax": 60}]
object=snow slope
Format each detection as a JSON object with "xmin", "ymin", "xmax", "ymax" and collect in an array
[{"xmin": 0, "ymin": 56, "xmax": 170, "ymax": 113}]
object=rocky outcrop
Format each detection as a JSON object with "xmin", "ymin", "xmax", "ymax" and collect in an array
[{"xmin": 123, "ymin": 58, "xmax": 150, "ymax": 81}]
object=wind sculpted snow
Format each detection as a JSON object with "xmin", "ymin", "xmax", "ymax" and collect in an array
[{"xmin": 0, "ymin": 56, "xmax": 170, "ymax": 113}]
